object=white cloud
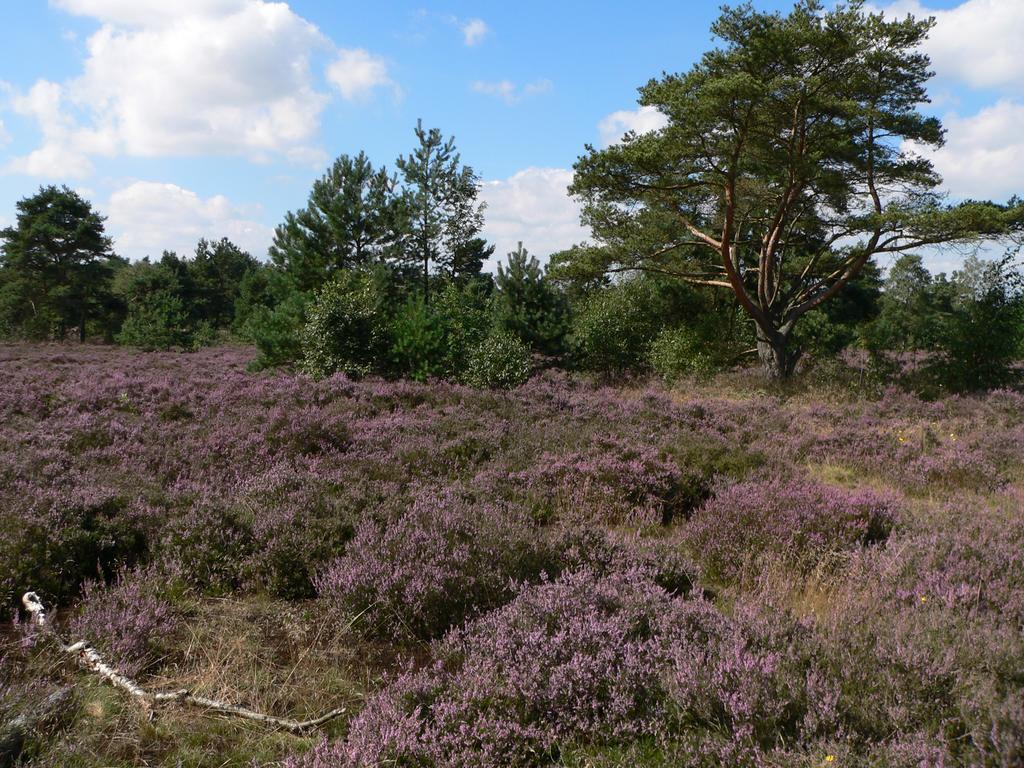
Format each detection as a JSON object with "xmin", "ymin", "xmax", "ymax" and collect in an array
[
  {"xmin": 479, "ymin": 167, "xmax": 589, "ymax": 267},
  {"xmin": 461, "ymin": 18, "xmax": 489, "ymax": 46},
  {"xmin": 106, "ymin": 181, "xmax": 273, "ymax": 260},
  {"xmin": 904, "ymin": 99, "xmax": 1024, "ymax": 200},
  {"xmin": 7, "ymin": 0, "xmax": 344, "ymax": 174},
  {"xmin": 0, "ymin": 118, "xmax": 10, "ymax": 147},
  {"xmin": 598, "ymin": 105, "xmax": 669, "ymax": 147},
  {"xmin": 326, "ymin": 48, "xmax": 396, "ymax": 101},
  {"xmin": 471, "ymin": 79, "xmax": 552, "ymax": 105},
  {"xmin": 4, "ymin": 80, "xmax": 96, "ymax": 177},
  {"xmin": 873, "ymin": 0, "xmax": 1024, "ymax": 90}
]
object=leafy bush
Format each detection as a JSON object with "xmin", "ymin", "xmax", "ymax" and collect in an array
[
  {"xmin": 386, "ymin": 294, "xmax": 447, "ymax": 381},
  {"xmin": 387, "ymin": 282, "xmax": 492, "ymax": 382},
  {"xmin": 570, "ymin": 280, "xmax": 663, "ymax": 374},
  {"xmin": 301, "ymin": 270, "xmax": 390, "ymax": 379},
  {"xmin": 116, "ymin": 290, "xmax": 196, "ymax": 350},
  {"xmin": 493, "ymin": 242, "xmax": 570, "ymax": 355},
  {"xmin": 245, "ymin": 291, "xmax": 308, "ymax": 370},
  {"xmin": 648, "ymin": 325, "xmax": 719, "ymax": 383},
  {"xmin": 462, "ymin": 329, "xmax": 532, "ymax": 389}
]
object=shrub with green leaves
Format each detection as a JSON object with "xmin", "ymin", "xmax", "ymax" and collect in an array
[
  {"xmin": 245, "ymin": 291, "xmax": 308, "ymax": 370},
  {"xmin": 463, "ymin": 329, "xmax": 531, "ymax": 389},
  {"xmin": 116, "ymin": 290, "xmax": 197, "ymax": 351},
  {"xmin": 387, "ymin": 295, "xmax": 447, "ymax": 382},
  {"xmin": 570, "ymin": 280, "xmax": 663, "ymax": 374},
  {"xmin": 493, "ymin": 242, "xmax": 569, "ymax": 355},
  {"xmin": 648, "ymin": 325, "xmax": 718, "ymax": 384},
  {"xmin": 301, "ymin": 270, "xmax": 389, "ymax": 379}
]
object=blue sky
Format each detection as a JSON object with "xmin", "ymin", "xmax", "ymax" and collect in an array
[{"xmin": 0, "ymin": 0, "xmax": 1020, "ymax": 272}]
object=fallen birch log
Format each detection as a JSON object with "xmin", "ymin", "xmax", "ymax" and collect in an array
[{"xmin": 21, "ymin": 591, "xmax": 344, "ymax": 734}]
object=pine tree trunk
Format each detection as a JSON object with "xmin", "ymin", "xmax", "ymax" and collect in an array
[{"xmin": 756, "ymin": 329, "xmax": 800, "ymax": 380}]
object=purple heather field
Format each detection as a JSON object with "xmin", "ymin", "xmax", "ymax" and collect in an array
[{"xmin": 2, "ymin": 342, "xmax": 1023, "ymax": 766}]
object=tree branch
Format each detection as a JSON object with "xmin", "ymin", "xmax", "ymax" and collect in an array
[{"xmin": 21, "ymin": 591, "xmax": 345, "ymax": 735}]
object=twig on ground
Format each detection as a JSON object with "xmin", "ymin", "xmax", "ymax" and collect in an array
[{"xmin": 20, "ymin": 591, "xmax": 344, "ymax": 735}]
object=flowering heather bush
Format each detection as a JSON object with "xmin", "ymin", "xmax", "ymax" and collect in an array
[
  {"xmin": 685, "ymin": 475, "xmax": 900, "ymax": 582},
  {"xmin": 294, "ymin": 571, "xmax": 851, "ymax": 768},
  {"xmin": 70, "ymin": 566, "xmax": 182, "ymax": 676},
  {"xmin": 498, "ymin": 437, "xmax": 687, "ymax": 527},
  {"xmin": 316, "ymin": 488, "xmax": 558, "ymax": 639}
]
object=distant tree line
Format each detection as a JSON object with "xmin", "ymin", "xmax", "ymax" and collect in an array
[{"xmin": 3, "ymin": 2, "xmax": 1024, "ymax": 392}]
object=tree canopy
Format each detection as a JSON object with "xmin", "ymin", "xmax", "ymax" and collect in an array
[
  {"xmin": 558, "ymin": 0, "xmax": 1024, "ymax": 377},
  {"xmin": 0, "ymin": 185, "xmax": 122, "ymax": 341}
]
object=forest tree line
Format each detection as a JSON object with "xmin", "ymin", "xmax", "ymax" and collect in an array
[{"xmin": 3, "ymin": 2, "xmax": 1024, "ymax": 392}]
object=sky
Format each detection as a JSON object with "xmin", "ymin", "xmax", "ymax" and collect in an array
[{"xmin": 0, "ymin": 0, "xmax": 1020, "ymax": 273}]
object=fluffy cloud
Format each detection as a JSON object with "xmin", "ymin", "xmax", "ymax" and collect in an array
[
  {"xmin": 6, "ymin": 0, "xmax": 400, "ymax": 174},
  {"xmin": 471, "ymin": 79, "xmax": 552, "ymax": 105},
  {"xmin": 106, "ymin": 181, "xmax": 273, "ymax": 261},
  {"xmin": 904, "ymin": 99, "xmax": 1024, "ymax": 200},
  {"xmin": 461, "ymin": 18, "xmax": 489, "ymax": 46},
  {"xmin": 326, "ymin": 49, "xmax": 396, "ymax": 100},
  {"xmin": 597, "ymin": 105, "xmax": 669, "ymax": 147},
  {"xmin": 479, "ymin": 167, "xmax": 589, "ymax": 266},
  {"xmin": 4, "ymin": 80, "xmax": 97, "ymax": 177},
  {"xmin": 873, "ymin": 0, "xmax": 1024, "ymax": 90}
]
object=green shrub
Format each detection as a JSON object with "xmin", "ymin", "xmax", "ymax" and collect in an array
[
  {"xmin": 388, "ymin": 282, "xmax": 491, "ymax": 382},
  {"xmin": 648, "ymin": 326, "xmax": 718, "ymax": 384},
  {"xmin": 493, "ymin": 243, "xmax": 570, "ymax": 355},
  {"xmin": 570, "ymin": 280, "xmax": 662, "ymax": 374},
  {"xmin": 388, "ymin": 295, "xmax": 447, "ymax": 382},
  {"xmin": 301, "ymin": 270, "xmax": 390, "ymax": 380},
  {"xmin": 463, "ymin": 329, "xmax": 532, "ymax": 389},
  {"xmin": 116, "ymin": 290, "xmax": 197, "ymax": 350},
  {"xmin": 246, "ymin": 292, "xmax": 308, "ymax": 370}
]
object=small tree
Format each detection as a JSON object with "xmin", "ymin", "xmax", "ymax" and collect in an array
[
  {"xmin": 0, "ymin": 186, "xmax": 122, "ymax": 341},
  {"xmin": 564, "ymin": 1, "xmax": 1024, "ymax": 379},
  {"xmin": 396, "ymin": 120, "xmax": 485, "ymax": 304},
  {"xmin": 493, "ymin": 242, "xmax": 570, "ymax": 356},
  {"xmin": 271, "ymin": 152, "xmax": 405, "ymax": 293},
  {"xmin": 189, "ymin": 237, "xmax": 259, "ymax": 328},
  {"xmin": 931, "ymin": 254, "xmax": 1023, "ymax": 391}
]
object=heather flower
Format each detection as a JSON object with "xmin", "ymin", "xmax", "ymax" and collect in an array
[
  {"xmin": 70, "ymin": 566, "xmax": 182, "ymax": 676},
  {"xmin": 684, "ymin": 474, "xmax": 900, "ymax": 583}
]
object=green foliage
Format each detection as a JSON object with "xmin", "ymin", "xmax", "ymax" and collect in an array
[
  {"xmin": 648, "ymin": 326, "xmax": 718, "ymax": 384},
  {"xmin": 396, "ymin": 120, "xmax": 486, "ymax": 301},
  {"xmin": 189, "ymin": 237, "xmax": 260, "ymax": 327},
  {"xmin": 387, "ymin": 281, "xmax": 492, "ymax": 382},
  {"xmin": 928, "ymin": 255, "xmax": 1024, "ymax": 392},
  {"xmin": 864, "ymin": 253, "xmax": 1024, "ymax": 393},
  {"xmin": 493, "ymin": 242, "xmax": 569, "ymax": 355},
  {"xmin": 0, "ymin": 185, "xmax": 122, "ymax": 341},
  {"xmin": 570, "ymin": 280, "xmax": 663, "ymax": 374},
  {"xmin": 862, "ymin": 255, "xmax": 944, "ymax": 353},
  {"xmin": 270, "ymin": 152, "xmax": 405, "ymax": 293},
  {"xmin": 563, "ymin": 2, "xmax": 1024, "ymax": 378},
  {"xmin": 246, "ymin": 292, "xmax": 309, "ymax": 371},
  {"xmin": 449, "ymin": 237, "xmax": 495, "ymax": 284},
  {"xmin": 301, "ymin": 270, "xmax": 391, "ymax": 379},
  {"xmin": 116, "ymin": 290, "xmax": 194, "ymax": 350},
  {"xmin": 463, "ymin": 329, "xmax": 532, "ymax": 389},
  {"xmin": 112, "ymin": 254, "xmax": 225, "ymax": 351},
  {"xmin": 387, "ymin": 295, "xmax": 448, "ymax": 382}
]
